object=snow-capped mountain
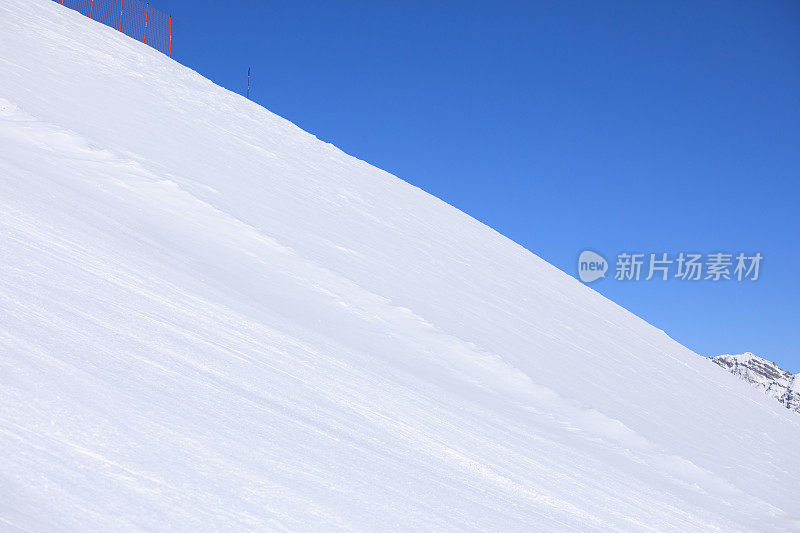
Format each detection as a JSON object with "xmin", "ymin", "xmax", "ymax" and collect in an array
[
  {"xmin": 2, "ymin": 1, "xmax": 800, "ymax": 531},
  {"xmin": 711, "ymin": 353, "xmax": 800, "ymax": 414}
]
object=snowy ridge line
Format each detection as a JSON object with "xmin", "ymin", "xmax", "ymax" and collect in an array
[{"xmin": 2, "ymin": 0, "xmax": 800, "ymax": 530}]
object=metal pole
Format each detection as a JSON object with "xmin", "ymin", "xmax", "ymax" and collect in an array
[
  {"xmin": 119, "ymin": 0, "xmax": 124, "ymax": 31},
  {"xmin": 247, "ymin": 68, "xmax": 251, "ymax": 99},
  {"xmin": 169, "ymin": 15, "xmax": 172, "ymax": 57},
  {"xmin": 89, "ymin": 0, "xmax": 94, "ymax": 19},
  {"xmin": 143, "ymin": 3, "xmax": 149, "ymax": 44}
]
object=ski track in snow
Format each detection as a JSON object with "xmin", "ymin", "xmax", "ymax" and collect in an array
[{"xmin": 1, "ymin": 1, "xmax": 800, "ymax": 531}]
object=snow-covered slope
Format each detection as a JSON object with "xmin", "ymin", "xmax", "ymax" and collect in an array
[
  {"xmin": 1, "ymin": 1, "xmax": 799, "ymax": 530},
  {"xmin": 712, "ymin": 353, "xmax": 800, "ymax": 414}
]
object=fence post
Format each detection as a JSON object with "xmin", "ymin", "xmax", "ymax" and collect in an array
[
  {"xmin": 89, "ymin": 0, "xmax": 94, "ymax": 19},
  {"xmin": 169, "ymin": 15, "xmax": 172, "ymax": 57},
  {"xmin": 143, "ymin": 3, "xmax": 149, "ymax": 44},
  {"xmin": 119, "ymin": 0, "xmax": 123, "ymax": 31}
]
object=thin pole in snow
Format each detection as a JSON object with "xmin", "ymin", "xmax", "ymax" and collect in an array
[
  {"xmin": 247, "ymin": 68, "xmax": 251, "ymax": 99},
  {"xmin": 143, "ymin": 3, "xmax": 149, "ymax": 44},
  {"xmin": 119, "ymin": 0, "xmax": 124, "ymax": 31},
  {"xmin": 89, "ymin": 0, "xmax": 94, "ymax": 19},
  {"xmin": 169, "ymin": 15, "xmax": 172, "ymax": 57}
]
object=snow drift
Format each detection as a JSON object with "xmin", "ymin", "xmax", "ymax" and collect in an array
[{"xmin": 1, "ymin": 1, "xmax": 799, "ymax": 530}]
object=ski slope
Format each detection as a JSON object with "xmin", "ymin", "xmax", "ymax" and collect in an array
[{"xmin": 1, "ymin": 1, "xmax": 799, "ymax": 530}]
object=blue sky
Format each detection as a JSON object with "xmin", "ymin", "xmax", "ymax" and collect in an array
[{"xmin": 145, "ymin": 0, "xmax": 798, "ymax": 371}]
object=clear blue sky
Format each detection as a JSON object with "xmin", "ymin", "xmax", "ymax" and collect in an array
[{"xmin": 148, "ymin": 0, "xmax": 798, "ymax": 371}]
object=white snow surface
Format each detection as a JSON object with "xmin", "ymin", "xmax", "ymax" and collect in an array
[{"xmin": 1, "ymin": 1, "xmax": 799, "ymax": 531}]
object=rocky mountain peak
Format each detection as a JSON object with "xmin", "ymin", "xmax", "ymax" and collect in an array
[{"xmin": 711, "ymin": 353, "xmax": 799, "ymax": 413}]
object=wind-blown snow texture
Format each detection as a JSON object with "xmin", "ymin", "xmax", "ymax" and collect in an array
[{"xmin": 1, "ymin": 1, "xmax": 799, "ymax": 531}]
